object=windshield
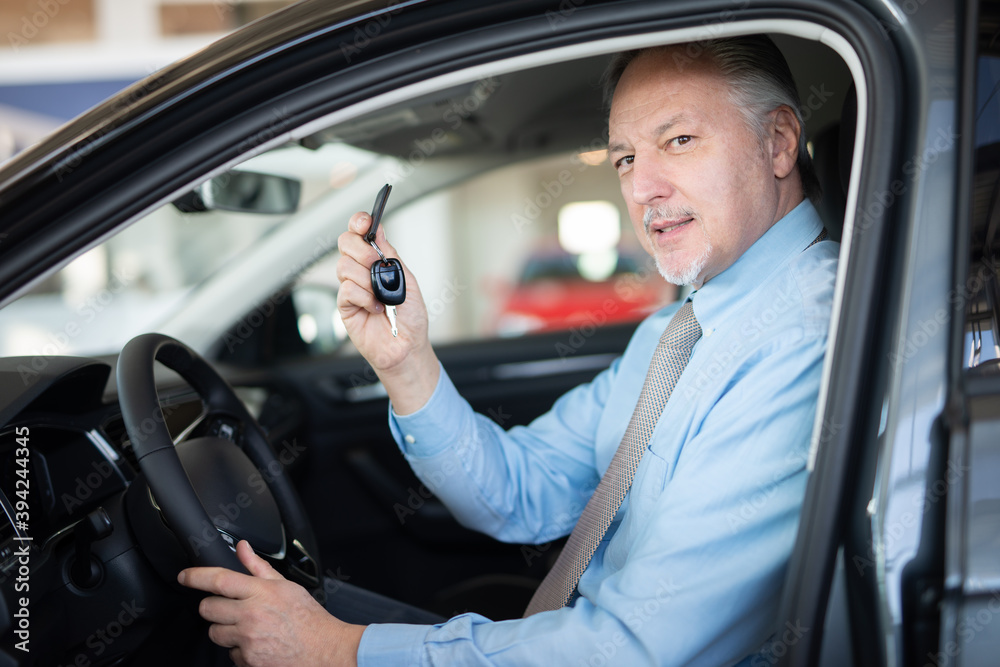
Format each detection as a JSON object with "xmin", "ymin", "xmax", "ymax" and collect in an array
[{"xmin": 0, "ymin": 142, "xmax": 377, "ymax": 357}]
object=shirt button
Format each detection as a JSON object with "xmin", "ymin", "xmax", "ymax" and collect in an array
[{"xmin": 405, "ymin": 434, "xmax": 416, "ymax": 444}]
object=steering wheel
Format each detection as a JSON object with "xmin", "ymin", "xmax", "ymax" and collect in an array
[{"xmin": 116, "ymin": 333, "xmax": 321, "ymax": 588}]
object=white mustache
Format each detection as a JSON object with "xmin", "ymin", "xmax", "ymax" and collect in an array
[{"xmin": 643, "ymin": 205, "xmax": 697, "ymax": 233}]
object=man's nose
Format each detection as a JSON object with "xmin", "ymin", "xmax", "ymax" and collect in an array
[{"xmin": 630, "ymin": 158, "xmax": 675, "ymax": 205}]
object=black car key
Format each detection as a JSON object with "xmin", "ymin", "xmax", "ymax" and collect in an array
[
  {"xmin": 365, "ymin": 184, "xmax": 405, "ymax": 335},
  {"xmin": 371, "ymin": 259, "xmax": 405, "ymax": 305}
]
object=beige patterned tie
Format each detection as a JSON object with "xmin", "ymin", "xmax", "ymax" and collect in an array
[{"xmin": 524, "ymin": 301, "xmax": 702, "ymax": 616}]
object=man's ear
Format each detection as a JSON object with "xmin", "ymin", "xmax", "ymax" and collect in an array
[{"xmin": 769, "ymin": 105, "xmax": 801, "ymax": 179}]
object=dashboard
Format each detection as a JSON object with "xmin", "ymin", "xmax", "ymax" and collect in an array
[
  {"xmin": 0, "ymin": 426, "xmax": 127, "ymax": 563},
  {"xmin": 0, "ymin": 356, "xmax": 205, "ymax": 665}
]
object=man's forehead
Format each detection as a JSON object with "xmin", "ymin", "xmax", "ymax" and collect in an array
[
  {"xmin": 619, "ymin": 45, "xmax": 721, "ymax": 89},
  {"xmin": 608, "ymin": 52, "xmax": 725, "ymax": 144}
]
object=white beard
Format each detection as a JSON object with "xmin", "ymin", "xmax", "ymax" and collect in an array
[
  {"xmin": 654, "ymin": 242, "xmax": 711, "ymax": 286},
  {"xmin": 643, "ymin": 206, "xmax": 713, "ymax": 286}
]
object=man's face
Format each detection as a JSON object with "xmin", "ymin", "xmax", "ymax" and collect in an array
[{"xmin": 608, "ymin": 49, "xmax": 791, "ymax": 288}]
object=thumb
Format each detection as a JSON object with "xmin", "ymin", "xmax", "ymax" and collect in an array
[{"xmin": 237, "ymin": 540, "xmax": 283, "ymax": 580}]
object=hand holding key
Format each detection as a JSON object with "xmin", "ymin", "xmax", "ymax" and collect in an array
[{"xmin": 336, "ymin": 185, "xmax": 440, "ymax": 414}]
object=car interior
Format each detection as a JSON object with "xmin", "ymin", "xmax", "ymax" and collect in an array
[{"xmin": 0, "ymin": 18, "xmax": 913, "ymax": 665}]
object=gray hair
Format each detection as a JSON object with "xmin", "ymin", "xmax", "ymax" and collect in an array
[{"xmin": 602, "ymin": 36, "xmax": 821, "ymax": 202}]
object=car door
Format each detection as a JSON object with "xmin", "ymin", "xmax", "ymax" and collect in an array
[
  {"xmin": 0, "ymin": 0, "xmax": 910, "ymax": 637},
  {"xmin": 779, "ymin": 1, "xmax": 999, "ymax": 666},
  {"xmin": 128, "ymin": 0, "xmax": 899, "ymax": 624}
]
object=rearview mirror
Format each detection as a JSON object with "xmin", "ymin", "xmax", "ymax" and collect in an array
[{"xmin": 173, "ymin": 170, "xmax": 301, "ymax": 215}]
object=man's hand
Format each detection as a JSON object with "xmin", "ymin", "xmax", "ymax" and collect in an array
[
  {"xmin": 336, "ymin": 211, "xmax": 440, "ymax": 415},
  {"xmin": 178, "ymin": 540, "xmax": 364, "ymax": 667}
]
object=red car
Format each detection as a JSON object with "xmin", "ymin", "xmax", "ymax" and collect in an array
[{"xmin": 494, "ymin": 249, "xmax": 676, "ymax": 336}]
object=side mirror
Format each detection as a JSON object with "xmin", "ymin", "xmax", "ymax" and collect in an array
[{"xmin": 174, "ymin": 170, "xmax": 301, "ymax": 215}]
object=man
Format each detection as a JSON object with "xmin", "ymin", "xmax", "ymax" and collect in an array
[{"xmin": 179, "ymin": 35, "xmax": 839, "ymax": 666}]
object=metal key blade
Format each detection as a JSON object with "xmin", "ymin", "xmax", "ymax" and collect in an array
[{"xmin": 386, "ymin": 305, "xmax": 398, "ymax": 337}]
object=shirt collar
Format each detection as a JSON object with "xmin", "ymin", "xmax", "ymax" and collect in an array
[{"xmin": 689, "ymin": 199, "xmax": 824, "ymax": 337}]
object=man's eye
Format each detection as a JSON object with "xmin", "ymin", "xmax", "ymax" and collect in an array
[
  {"xmin": 670, "ymin": 135, "xmax": 692, "ymax": 147},
  {"xmin": 614, "ymin": 155, "xmax": 634, "ymax": 169}
]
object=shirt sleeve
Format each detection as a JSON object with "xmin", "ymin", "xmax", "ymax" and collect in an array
[
  {"xmin": 388, "ymin": 356, "xmax": 620, "ymax": 544},
  {"xmin": 363, "ymin": 332, "xmax": 826, "ymax": 667}
]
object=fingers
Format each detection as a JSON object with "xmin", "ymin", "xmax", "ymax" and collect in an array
[
  {"xmin": 337, "ymin": 277, "xmax": 383, "ymax": 316},
  {"xmin": 237, "ymin": 540, "xmax": 283, "ymax": 580},
  {"xmin": 229, "ymin": 647, "xmax": 246, "ymax": 667},
  {"xmin": 347, "ymin": 210, "xmax": 395, "ymax": 250},
  {"xmin": 348, "ymin": 210, "xmax": 372, "ymax": 237},
  {"xmin": 336, "ymin": 250, "xmax": 382, "ymax": 308},
  {"xmin": 199, "ymin": 594, "xmax": 243, "ymax": 625},
  {"xmin": 207, "ymin": 621, "xmax": 242, "ymax": 649},
  {"xmin": 178, "ymin": 542, "xmax": 285, "ymax": 597},
  {"xmin": 337, "ymin": 208, "xmax": 429, "ymax": 361},
  {"xmin": 337, "ymin": 211, "xmax": 400, "ymax": 318},
  {"xmin": 178, "ymin": 565, "xmax": 258, "ymax": 600},
  {"xmin": 344, "ymin": 211, "xmax": 401, "ymax": 261}
]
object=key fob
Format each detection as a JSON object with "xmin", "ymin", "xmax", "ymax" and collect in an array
[{"xmin": 371, "ymin": 258, "xmax": 406, "ymax": 306}]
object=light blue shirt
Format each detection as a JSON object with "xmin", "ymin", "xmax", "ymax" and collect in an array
[{"xmin": 358, "ymin": 200, "xmax": 838, "ymax": 666}]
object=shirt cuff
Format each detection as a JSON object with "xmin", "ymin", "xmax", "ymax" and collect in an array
[
  {"xmin": 357, "ymin": 623, "xmax": 430, "ymax": 667},
  {"xmin": 388, "ymin": 362, "xmax": 467, "ymax": 458}
]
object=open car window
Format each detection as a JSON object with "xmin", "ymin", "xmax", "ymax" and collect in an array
[{"xmin": 0, "ymin": 33, "xmax": 851, "ymax": 364}]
